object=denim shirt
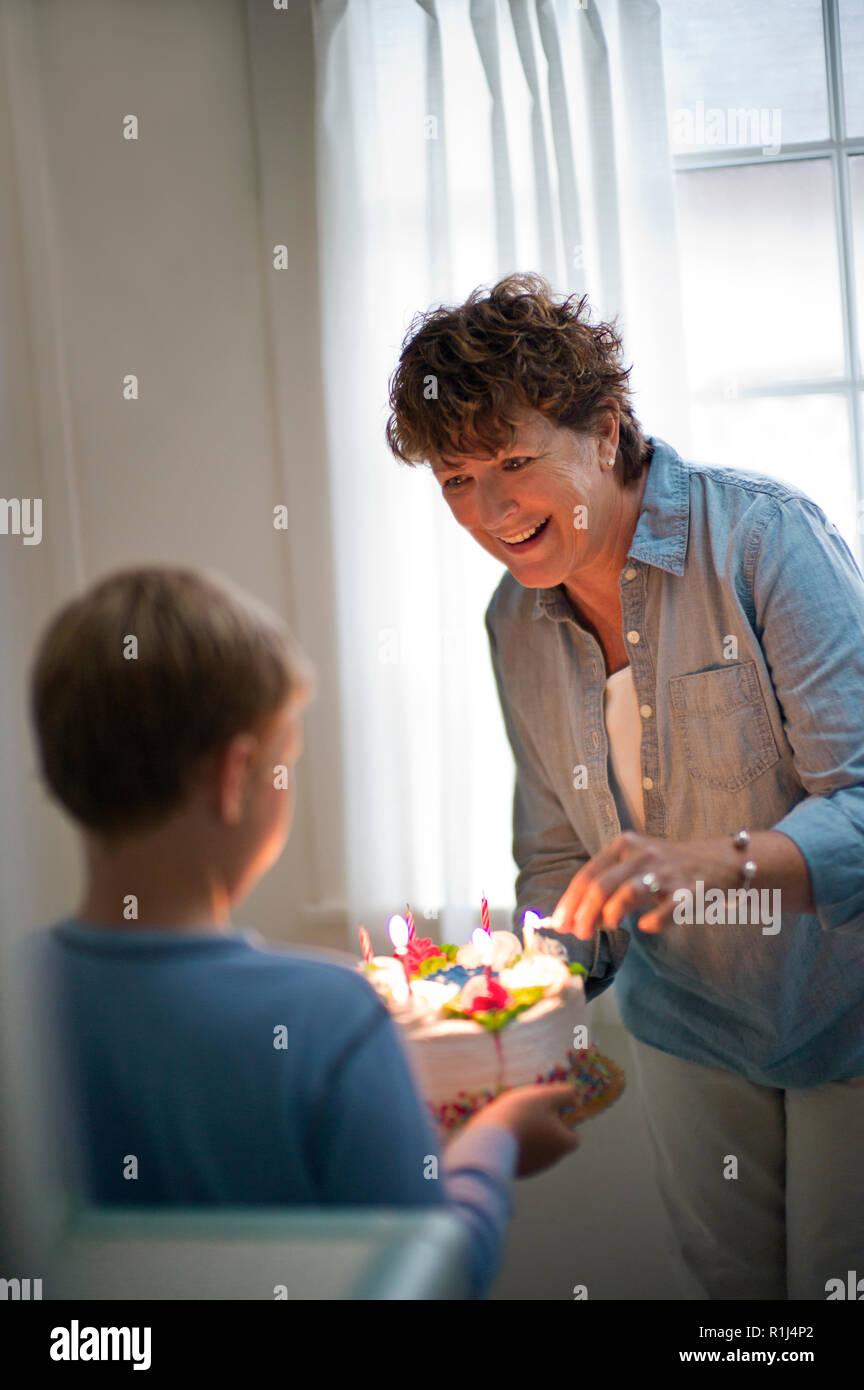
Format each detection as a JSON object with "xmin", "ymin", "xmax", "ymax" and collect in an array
[{"xmin": 485, "ymin": 436, "xmax": 864, "ymax": 1088}]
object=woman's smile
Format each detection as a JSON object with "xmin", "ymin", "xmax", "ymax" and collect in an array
[{"xmin": 495, "ymin": 515, "xmax": 552, "ymax": 550}]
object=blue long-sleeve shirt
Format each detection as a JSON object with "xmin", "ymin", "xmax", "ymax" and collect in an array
[
  {"xmin": 39, "ymin": 919, "xmax": 517, "ymax": 1299},
  {"xmin": 486, "ymin": 436, "xmax": 864, "ymax": 1088}
]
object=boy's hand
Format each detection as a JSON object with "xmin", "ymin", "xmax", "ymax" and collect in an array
[{"xmin": 467, "ymin": 1082, "xmax": 582, "ymax": 1177}]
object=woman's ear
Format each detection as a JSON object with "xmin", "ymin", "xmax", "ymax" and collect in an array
[
  {"xmin": 596, "ymin": 399, "xmax": 621, "ymax": 456},
  {"xmin": 600, "ymin": 400, "xmax": 619, "ymax": 442}
]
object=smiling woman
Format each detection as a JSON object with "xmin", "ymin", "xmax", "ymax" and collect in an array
[
  {"xmin": 425, "ymin": 405, "xmax": 649, "ymax": 682},
  {"xmin": 387, "ymin": 276, "xmax": 652, "ymax": 670},
  {"xmin": 385, "ymin": 271, "xmax": 864, "ymax": 1303}
]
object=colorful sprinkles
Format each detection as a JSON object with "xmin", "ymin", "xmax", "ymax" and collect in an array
[{"xmin": 432, "ymin": 1046, "xmax": 627, "ymax": 1136}]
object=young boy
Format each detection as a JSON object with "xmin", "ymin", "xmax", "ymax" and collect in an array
[{"xmin": 28, "ymin": 565, "xmax": 580, "ymax": 1299}]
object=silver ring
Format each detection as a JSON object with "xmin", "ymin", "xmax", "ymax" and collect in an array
[{"xmin": 639, "ymin": 871, "xmax": 662, "ymax": 897}]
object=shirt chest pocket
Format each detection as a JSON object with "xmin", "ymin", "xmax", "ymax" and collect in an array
[{"xmin": 668, "ymin": 660, "xmax": 781, "ymax": 792}]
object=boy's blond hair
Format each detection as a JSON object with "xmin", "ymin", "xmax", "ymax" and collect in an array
[{"xmin": 29, "ymin": 566, "xmax": 314, "ymax": 840}]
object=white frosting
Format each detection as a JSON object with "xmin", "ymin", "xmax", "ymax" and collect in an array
[
  {"xmin": 456, "ymin": 930, "xmax": 522, "ymax": 971},
  {"xmin": 364, "ymin": 956, "xmax": 412, "ymax": 1008},
  {"xmin": 405, "ymin": 977, "xmax": 462, "ymax": 1021},
  {"xmin": 498, "ymin": 954, "xmax": 571, "ymax": 995}
]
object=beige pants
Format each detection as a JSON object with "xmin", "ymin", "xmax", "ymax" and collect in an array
[{"xmin": 628, "ymin": 1034, "xmax": 864, "ymax": 1300}]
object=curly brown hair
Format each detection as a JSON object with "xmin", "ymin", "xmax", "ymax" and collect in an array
[{"xmin": 385, "ymin": 272, "xmax": 651, "ymax": 486}]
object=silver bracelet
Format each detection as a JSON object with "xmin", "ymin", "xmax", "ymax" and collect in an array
[{"xmin": 732, "ymin": 829, "xmax": 758, "ymax": 890}]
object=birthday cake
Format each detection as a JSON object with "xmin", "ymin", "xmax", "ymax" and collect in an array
[{"xmin": 357, "ymin": 912, "xmax": 625, "ymax": 1134}]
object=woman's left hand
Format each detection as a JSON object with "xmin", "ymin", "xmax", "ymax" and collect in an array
[{"xmin": 550, "ymin": 831, "xmax": 736, "ymax": 939}]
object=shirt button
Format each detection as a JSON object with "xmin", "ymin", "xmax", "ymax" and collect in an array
[
  {"xmin": 642, "ymin": 776, "xmax": 654, "ymax": 791},
  {"xmin": 624, "ymin": 568, "xmax": 637, "ymax": 580},
  {"xmin": 627, "ymin": 630, "xmax": 640, "ymax": 644},
  {"xmin": 640, "ymin": 704, "xmax": 653, "ymax": 718}
]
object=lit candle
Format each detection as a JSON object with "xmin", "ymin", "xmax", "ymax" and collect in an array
[
  {"xmin": 481, "ymin": 896, "xmax": 491, "ymax": 935},
  {"xmin": 358, "ymin": 925, "xmax": 374, "ymax": 963},
  {"xmin": 388, "ymin": 914, "xmax": 414, "ymax": 993},
  {"xmin": 472, "ymin": 927, "xmax": 493, "ymax": 986},
  {"xmin": 522, "ymin": 911, "xmax": 540, "ymax": 955}
]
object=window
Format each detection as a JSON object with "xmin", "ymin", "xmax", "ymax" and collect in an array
[{"xmin": 660, "ymin": 0, "xmax": 864, "ymax": 559}]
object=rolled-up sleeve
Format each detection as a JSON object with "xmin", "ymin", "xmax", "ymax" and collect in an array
[
  {"xmin": 751, "ymin": 497, "xmax": 864, "ymax": 933},
  {"xmin": 485, "ymin": 603, "xmax": 623, "ymax": 995}
]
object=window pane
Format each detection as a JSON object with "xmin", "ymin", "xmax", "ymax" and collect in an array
[
  {"xmin": 689, "ymin": 393, "xmax": 858, "ymax": 557},
  {"xmin": 851, "ymin": 157, "xmax": 864, "ymax": 367},
  {"xmin": 840, "ymin": 0, "xmax": 864, "ymax": 137},
  {"xmin": 661, "ymin": 0, "xmax": 829, "ymax": 152},
  {"xmin": 675, "ymin": 160, "xmax": 845, "ymax": 393}
]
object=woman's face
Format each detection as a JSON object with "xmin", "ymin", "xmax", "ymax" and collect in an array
[{"xmin": 429, "ymin": 406, "xmax": 625, "ymax": 592}]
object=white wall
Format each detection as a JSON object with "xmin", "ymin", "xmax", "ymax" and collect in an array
[{"xmin": 0, "ymin": 0, "xmax": 346, "ymax": 954}]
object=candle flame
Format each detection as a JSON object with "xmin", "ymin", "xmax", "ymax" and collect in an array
[
  {"xmin": 388, "ymin": 914, "xmax": 409, "ymax": 951},
  {"xmin": 522, "ymin": 910, "xmax": 540, "ymax": 955},
  {"xmin": 471, "ymin": 927, "xmax": 492, "ymax": 963}
]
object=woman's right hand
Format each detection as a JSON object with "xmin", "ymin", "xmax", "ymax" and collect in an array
[{"xmin": 466, "ymin": 1082, "xmax": 581, "ymax": 1177}]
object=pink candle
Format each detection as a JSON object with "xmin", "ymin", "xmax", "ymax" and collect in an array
[
  {"xmin": 405, "ymin": 904, "xmax": 416, "ymax": 940},
  {"xmin": 481, "ymin": 896, "xmax": 491, "ymax": 935},
  {"xmin": 358, "ymin": 926, "xmax": 374, "ymax": 963}
]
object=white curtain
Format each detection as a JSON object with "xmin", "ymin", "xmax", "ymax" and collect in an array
[{"xmin": 312, "ymin": 0, "xmax": 690, "ymax": 949}]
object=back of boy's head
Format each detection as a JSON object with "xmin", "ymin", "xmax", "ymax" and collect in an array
[{"xmin": 29, "ymin": 566, "xmax": 314, "ymax": 841}]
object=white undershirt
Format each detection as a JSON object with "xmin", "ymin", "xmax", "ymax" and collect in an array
[{"xmin": 604, "ymin": 664, "xmax": 646, "ymax": 833}]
